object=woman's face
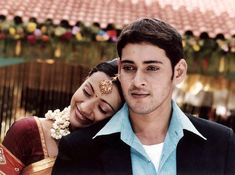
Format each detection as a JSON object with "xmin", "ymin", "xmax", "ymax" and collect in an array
[{"xmin": 70, "ymin": 71, "xmax": 122, "ymax": 128}]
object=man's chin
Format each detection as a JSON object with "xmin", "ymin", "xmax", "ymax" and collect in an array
[{"xmin": 129, "ymin": 106, "xmax": 150, "ymax": 115}]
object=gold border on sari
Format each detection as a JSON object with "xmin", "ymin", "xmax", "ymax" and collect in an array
[
  {"xmin": 34, "ymin": 117, "xmax": 49, "ymax": 158},
  {"xmin": 21, "ymin": 157, "xmax": 55, "ymax": 175}
]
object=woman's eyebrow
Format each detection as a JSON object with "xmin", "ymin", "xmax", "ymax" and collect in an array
[
  {"xmin": 88, "ymin": 81, "xmax": 115, "ymax": 111},
  {"xmin": 87, "ymin": 82, "xmax": 95, "ymax": 93}
]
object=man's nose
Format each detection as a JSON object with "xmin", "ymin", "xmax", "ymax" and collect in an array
[{"xmin": 132, "ymin": 70, "xmax": 146, "ymax": 87}]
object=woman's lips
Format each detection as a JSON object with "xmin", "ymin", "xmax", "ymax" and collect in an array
[{"xmin": 74, "ymin": 106, "xmax": 93, "ymax": 125}]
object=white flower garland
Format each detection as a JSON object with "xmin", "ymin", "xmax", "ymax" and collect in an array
[{"xmin": 45, "ymin": 106, "xmax": 71, "ymax": 140}]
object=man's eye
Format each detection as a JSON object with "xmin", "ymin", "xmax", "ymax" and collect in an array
[
  {"xmin": 122, "ymin": 65, "xmax": 135, "ymax": 71},
  {"xmin": 83, "ymin": 89, "xmax": 91, "ymax": 97},
  {"xmin": 147, "ymin": 66, "xmax": 159, "ymax": 71}
]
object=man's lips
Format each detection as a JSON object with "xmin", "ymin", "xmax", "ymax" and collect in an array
[{"xmin": 130, "ymin": 91, "xmax": 149, "ymax": 98}]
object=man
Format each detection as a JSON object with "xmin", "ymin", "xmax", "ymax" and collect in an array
[{"xmin": 52, "ymin": 18, "xmax": 235, "ymax": 175}]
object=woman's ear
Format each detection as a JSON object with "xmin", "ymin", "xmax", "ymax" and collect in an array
[{"xmin": 174, "ymin": 59, "xmax": 187, "ymax": 84}]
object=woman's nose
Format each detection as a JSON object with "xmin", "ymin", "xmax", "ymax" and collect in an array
[{"xmin": 79, "ymin": 99, "xmax": 96, "ymax": 119}]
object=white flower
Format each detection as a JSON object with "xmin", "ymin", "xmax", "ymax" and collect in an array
[
  {"xmin": 64, "ymin": 121, "xmax": 70, "ymax": 126},
  {"xmin": 50, "ymin": 128, "xmax": 55, "ymax": 133},
  {"xmin": 52, "ymin": 123, "xmax": 59, "ymax": 129},
  {"xmin": 45, "ymin": 106, "xmax": 71, "ymax": 140}
]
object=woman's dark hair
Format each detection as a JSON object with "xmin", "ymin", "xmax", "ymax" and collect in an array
[{"xmin": 88, "ymin": 59, "xmax": 125, "ymax": 106}]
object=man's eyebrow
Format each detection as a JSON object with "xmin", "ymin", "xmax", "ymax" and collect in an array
[
  {"xmin": 120, "ymin": 60, "xmax": 134, "ymax": 64},
  {"xmin": 120, "ymin": 60, "xmax": 163, "ymax": 64},
  {"xmin": 143, "ymin": 60, "xmax": 163, "ymax": 64},
  {"xmin": 101, "ymin": 99, "xmax": 115, "ymax": 112}
]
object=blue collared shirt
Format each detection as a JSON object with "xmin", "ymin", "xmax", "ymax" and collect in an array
[{"xmin": 94, "ymin": 101, "xmax": 206, "ymax": 175}]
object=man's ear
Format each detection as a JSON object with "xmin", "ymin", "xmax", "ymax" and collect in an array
[{"xmin": 174, "ymin": 59, "xmax": 187, "ymax": 84}]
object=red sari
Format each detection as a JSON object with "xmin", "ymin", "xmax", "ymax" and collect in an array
[
  {"xmin": 0, "ymin": 144, "xmax": 24, "ymax": 174},
  {"xmin": 1, "ymin": 117, "xmax": 55, "ymax": 174}
]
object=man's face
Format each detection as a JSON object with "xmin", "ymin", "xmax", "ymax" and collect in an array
[{"xmin": 119, "ymin": 43, "xmax": 177, "ymax": 116}]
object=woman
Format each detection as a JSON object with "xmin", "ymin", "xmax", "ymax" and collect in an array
[{"xmin": 0, "ymin": 59, "xmax": 124, "ymax": 174}]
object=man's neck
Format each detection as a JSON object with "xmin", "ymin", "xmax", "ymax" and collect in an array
[{"xmin": 129, "ymin": 104, "xmax": 172, "ymax": 145}]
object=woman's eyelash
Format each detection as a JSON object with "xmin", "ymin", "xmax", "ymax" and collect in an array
[
  {"xmin": 98, "ymin": 106, "xmax": 107, "ymax": 114},
  {"xmin": 83, "ymin": 89, "xmax": 91, "ymax": 97}
]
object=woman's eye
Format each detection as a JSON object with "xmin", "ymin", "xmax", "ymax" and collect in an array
[
  {"xmin": 83, "ymin": 84, "xmax": 93, "ymax": 97},
  {"xmin": 98, "ymin": 106, "xmax": 107, "ymax": 114},
  {"xmin": 147, "ymin": 66, "xmax": 159, "ymax": 71},
  {"xmin": 83, "ymin": 89, "xmax": 91, "ymax": 97}
]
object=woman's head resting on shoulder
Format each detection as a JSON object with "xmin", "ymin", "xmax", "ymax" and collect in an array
[{"xmin": 70, "ymin": 58, "xmax": 124, "ymax": 129}]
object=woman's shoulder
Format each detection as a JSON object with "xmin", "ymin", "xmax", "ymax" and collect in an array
[
  {"xmin": 6, "ymin": 116, "xmax": 38, "ymax": 135},
  {"xmin": 13, "ymin": 116, "xmax": 37, "ymax": 126},
  {"xmin": 2, "ymin": 116, "xmax": 43, "ymax": 165},
  {"xmin": 2, "ymin": 116, "xmax": 40, "ymax": 145}
]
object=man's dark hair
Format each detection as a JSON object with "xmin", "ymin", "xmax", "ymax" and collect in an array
[{"xmin": 117, "ymin": 18, "xmax": 184, "ymax": 70}]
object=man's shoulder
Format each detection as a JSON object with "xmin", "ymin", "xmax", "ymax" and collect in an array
[
  {"xmin": 66, "ymin": 118, "xmax": 110, "ymax": 141},
  {"xmin": 186, "ymin": 114, "xmax": 234, "ymax": 139},
  {"xmin": 177, "ymin": 114, "xmax": 235, "ymax": 174},
  {"xmin": 57, "ymin": 118, "xmax": 111, "ymax": 158}
]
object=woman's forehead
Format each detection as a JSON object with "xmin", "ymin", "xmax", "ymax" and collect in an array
[
  {"xmin": 89, "ymin": 71, "xmax": 110, "ymax": 80},
  {"xmin": 87, "ymin": 72, "xmax": 121, "ymax": 109},
  {"xmin": 87, "ymin": 71, "xmax": 111, "ymax": 87}
]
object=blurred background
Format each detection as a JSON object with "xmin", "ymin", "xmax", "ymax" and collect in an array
[{"xmin": 1, "ymin": 0, "xmax": 235, "ymax": 141}]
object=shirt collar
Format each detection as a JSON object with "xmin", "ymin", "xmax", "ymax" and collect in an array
[
  {"xmin": 171, "ymin": 100, "xmax": 207, "ymax": 140},
  {"xmin": 93, "ymin": 101, "xmax": 207, "ymax": 140},
  {"xmin": 93, "ymin": 103, "xmax": 128, "ymax": 138}
]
